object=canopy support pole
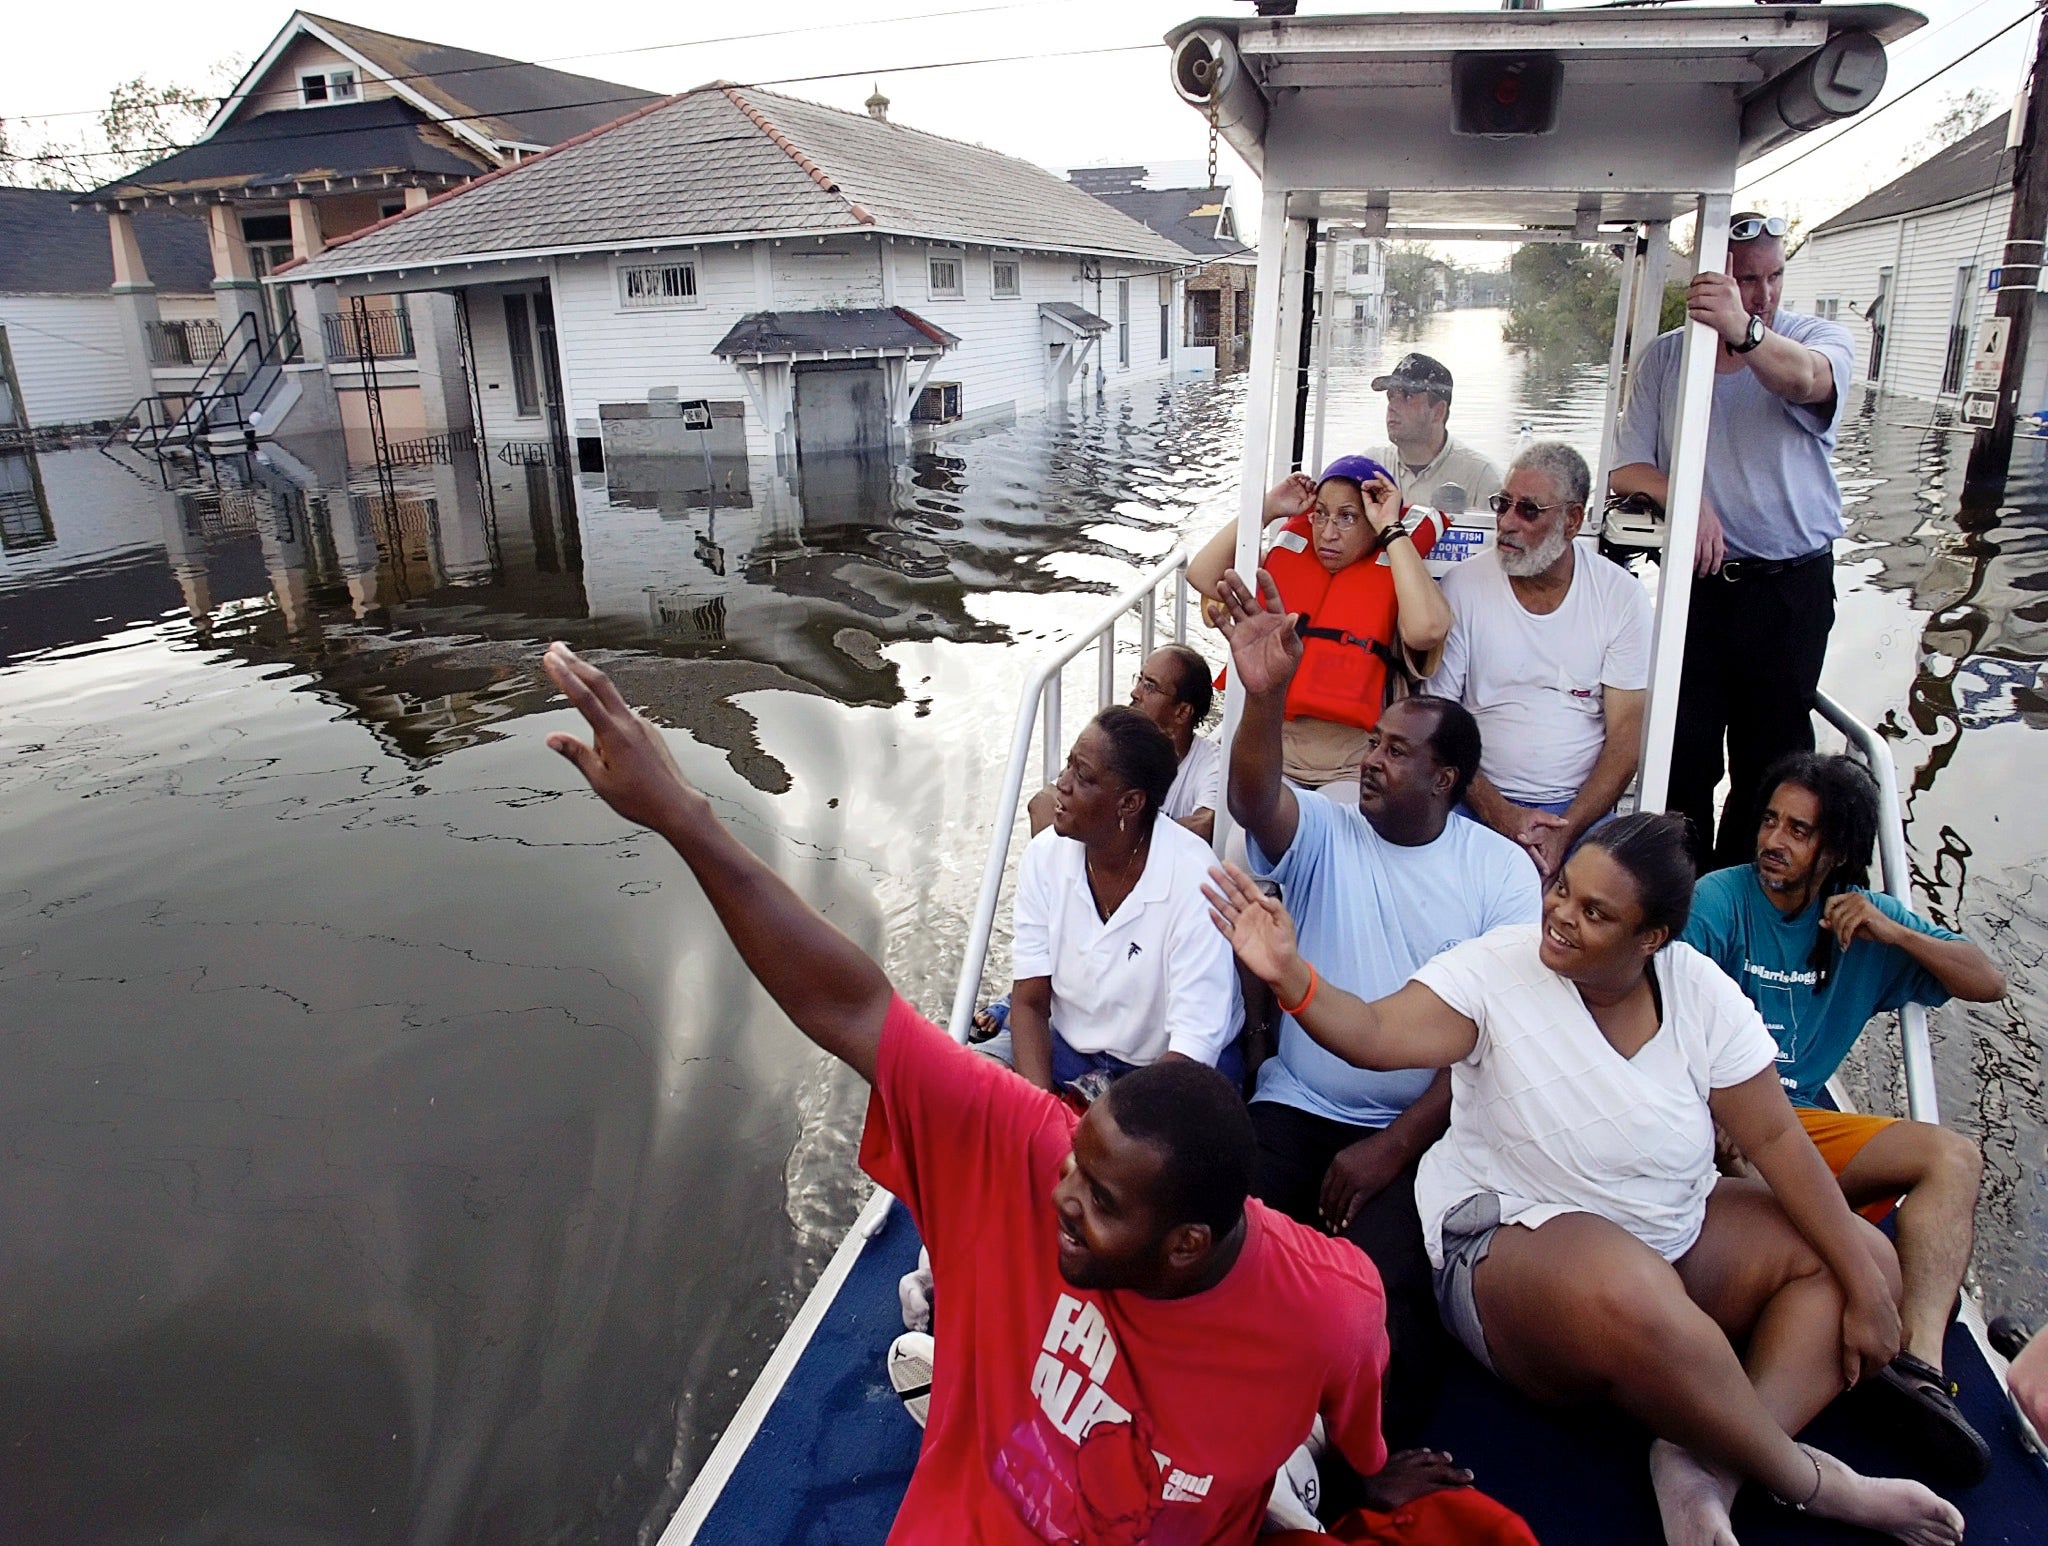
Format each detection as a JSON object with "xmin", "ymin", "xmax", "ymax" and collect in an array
[
  {"xmin": 1309, "ymin": 229, "xmax": 1339, "ymax": 475},
  {"xmin": 1591, "ymin": 227, "xmax": 1643, "ymax": 513},
  {"xmin": 1215, "ymin": 183, "xmax": 1306, "ymax": 856},
  {"xmin": 1638, "ymin": 193, "xmax": 1730, "ymax": 815}
]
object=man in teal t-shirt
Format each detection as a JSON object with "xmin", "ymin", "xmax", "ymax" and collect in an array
[{"xmin": 1683, "ymin": 754, "xmax": 2006, "ymax": 1486}]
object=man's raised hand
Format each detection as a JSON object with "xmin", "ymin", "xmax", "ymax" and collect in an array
[
  {"xmin": 543, "ymin": 642, "xmax": 699, "ymax": 832},
  {"xmin": 1215, "ymin": 567, "xmax": 1302, "ymax": 696}
]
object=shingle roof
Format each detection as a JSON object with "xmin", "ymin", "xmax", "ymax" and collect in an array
[
  {"xmin": 712, "ymin": 307, "xmax": 959, "ymax": 359},
  {"xmin": 1040, "ymin": 301, "xmax": 1110, "ymax": 334},
  {"xmin": 86, "ymin": 98, "xmax": 489, "ymax": 202},
  {"xmin": 1812, "ymin": 114, "xmax": 2015, "ymax": 236},
  {"xmin": 305, "ymin": 14, "xmax": 661, "ymax": 148},
  {"xmin": 1081, "ymin": 184, "xmax": 1252, "ymax": 259},
  {"xmin": 285, "ymin": 84, "xmax": 1194, "ymax": 282},
  {"xmin": 0, "ymin": 188, "xmax": 213, "ymax": 293}
]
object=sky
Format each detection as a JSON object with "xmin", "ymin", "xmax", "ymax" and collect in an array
[{"xmin": 2, "ymin": 0, "xmax": 2038, "ymax": 254}]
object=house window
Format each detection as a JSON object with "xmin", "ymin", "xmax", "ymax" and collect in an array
[
  {"xmin": 928, "ymin": 248, "xmax": 965, "ymax": 300},
  {"xmin": 379, "ymin": 200, "xmax": 406, "ymax": 220},
  {"xmin": 300, "ymin": 69, "xmax": 359, "ymax": 106},
  {"xmin": 618, "ymin": 260, "xmax": 699, "ymax": 309},
  {"xmin": 991, "ymin": 255, "xmax": 1021, "ymax": 299},
  {"xmin": 504, "ymin": 294, "xmax": 541, "ymax": 417}
]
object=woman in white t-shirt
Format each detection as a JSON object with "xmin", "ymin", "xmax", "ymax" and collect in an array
[
  {"xmin": 1001, "ymin": 706, "xmax": 1241, "ymax": 1100},
  {"xmin": 1206, "ymin": 813, "xmax": 1960, "ymax": 1546}
]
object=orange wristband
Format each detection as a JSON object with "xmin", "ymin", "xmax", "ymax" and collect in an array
[{"xmin": 1278, "ymin": 964, "xmax": 1319, "ymax": 1018}]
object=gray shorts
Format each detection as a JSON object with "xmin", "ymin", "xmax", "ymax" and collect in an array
[{"xmin": 1433, "ymin": 1192, "xmax": 1507, "ymax": 1374}]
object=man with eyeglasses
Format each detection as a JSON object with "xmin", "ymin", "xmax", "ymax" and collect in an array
[
  {"xmin": 1609, "ymin": 210, "xmax": 1856, "ymax": 867},
  {"xmin": 1365, "ymin": 353, "xmax": 1502, "ymax": 516},
  {"xmin": 1426, "ymin": 443, "xmax": 1651, "ymax": 879}
]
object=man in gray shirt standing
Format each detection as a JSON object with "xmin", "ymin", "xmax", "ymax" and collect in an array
[{"xmin": 1610, "ymin": 212, "xmax": 1856, "ymax": 866}]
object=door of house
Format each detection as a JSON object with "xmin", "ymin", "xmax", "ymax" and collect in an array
[
  {"xmin": 1940, "ymin": 264, "xmax": 1978, "ymax": 395},
  {"xmin": 532, "ymin": 288, "xmax": 568, "ymax": 449},
  {"xmin": 1867, "ymin": 266, "xmax": 1892, "ymax": 382},
  {"xmin": 793, "ymin": 361, "xmax": 889, "ymax": 450}
]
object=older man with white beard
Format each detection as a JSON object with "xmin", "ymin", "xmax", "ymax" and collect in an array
[{"xmin": 1425, "ymin": 443, "xmax": 1652, "ymax": 878}]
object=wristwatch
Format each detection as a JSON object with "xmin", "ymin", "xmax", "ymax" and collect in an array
[{"xmin": 1731, "ymin": 314, "xmax": 1767, "ymax": 354}]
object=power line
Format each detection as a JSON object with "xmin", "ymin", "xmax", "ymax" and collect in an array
[
  {"xmin": 1737, "ymin": 4, "xmax": 2041, "ymax": 192},
  {"xmin": 6, "ymin": 40, "xmax": 1167, "ymax": 179},
  {"xmin": 2, "ymin": 0, "xmax": 1082, "ymax": 125}
]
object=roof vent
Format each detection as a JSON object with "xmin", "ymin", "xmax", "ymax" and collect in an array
[{"xmin": 866, "ymin": 84, "xmax": 890, "ymax": 122}]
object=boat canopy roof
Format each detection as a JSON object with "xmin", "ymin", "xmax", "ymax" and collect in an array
[{"xmin": 1167, "ymin": 5, "xmax": 1924, "ymax": 233}]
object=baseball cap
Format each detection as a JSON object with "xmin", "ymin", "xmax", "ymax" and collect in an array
[
  {"xmin": 1370, "ymin": 353, "xmax": 1454, "ymax": 400},
  {"xmin": 1316, "ymin": 454, "xmax": 1396, "ymax": 489}
]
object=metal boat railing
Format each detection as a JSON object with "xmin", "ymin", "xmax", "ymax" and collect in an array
[
  {"xmin": 942, "ymin": 544, "xmax": 1194, "ymax": 1043},
  {"xmin": 1815, "ymin": 690, "xmax": 1940, "ymax": 1126}
]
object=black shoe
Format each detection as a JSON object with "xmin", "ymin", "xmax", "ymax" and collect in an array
[
  {"xmin": 1859, "ymin": 1351, "xmax": 1993, "ymax": 1489},
  {"xmin": 1988, "ymin": 1314, "xmax": 2034, "ymax": 1363}
]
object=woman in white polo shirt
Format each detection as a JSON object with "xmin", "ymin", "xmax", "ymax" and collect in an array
[
  {"xmin": 1006, "ymin": 706, "xmax": 1242, "ymax": 1098},
  {"xmin": 1206, "ymin": 813, "xmax": 1960, "ymax": 1546}
]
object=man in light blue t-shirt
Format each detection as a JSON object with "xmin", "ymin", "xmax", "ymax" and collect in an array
[
  {"xmin": 1682, "ymin": 753, "xmax": 2006, "ymax": 1486},
  {"xmin": 1610, "ymin": 212, "xmax": 1857, "ymax": 868},
  {"xmin": 1212, "ymin": 566, "xmax": 1540, "ymax": 1440}
]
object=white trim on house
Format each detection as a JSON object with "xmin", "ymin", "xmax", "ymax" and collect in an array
[{"xmin": 202, "ymin": 11, "xmax": 506, "ymax": 164}]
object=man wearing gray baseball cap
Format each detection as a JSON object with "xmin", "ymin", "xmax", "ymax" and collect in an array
[{"xmin": 1367, "ymin": 353, "xmax": 1502, "ymax": 517}]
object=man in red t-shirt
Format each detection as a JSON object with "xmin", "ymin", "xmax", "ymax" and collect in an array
[{"xmin": 539, "ymin": 642, "xmax": 1470, "ymax": 1543}]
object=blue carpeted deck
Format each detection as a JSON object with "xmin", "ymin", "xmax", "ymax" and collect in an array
[{"xmin": 689, "ymin": 1201, "xmax": 2048, "ymax": 1543}]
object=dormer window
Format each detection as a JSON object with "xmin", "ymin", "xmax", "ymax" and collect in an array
[
  {"xmin": 1215, "ymin": 207, "xmax": 1237, "ymax": 241},
  {"xmin": 301, "ymin": 69, "xmax": 359, "ymax": 107}
]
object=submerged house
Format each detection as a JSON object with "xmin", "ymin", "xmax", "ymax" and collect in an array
[
  {"xmin": 74, "ymin": 10, "xmax": 659, "ymax": 443},
  {"xmin": 1783, "ymin": 113, "xmax": 2048, "ymax": 411},
  {"xmin": 1071, "ymin": 165, "xmax": 1255, "ymax": 374},
  {"xmin": 274, "ymin": 83, "xmax": 1194, "ymax": 468},
  {"xmin": 0, "ymin": 188, "xmax": 213, "ymax": 429}
]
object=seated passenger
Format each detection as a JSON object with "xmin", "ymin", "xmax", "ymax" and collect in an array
[
  {"xmin": 1364, "ymin": 352, "xmax": 1503, "ymax": 514},
  {"xmin": 1682, "ymin": 753, "xmax": 2007, "ymax": 1485},
  {"xmin": 1188, "ymin": 458, "xmax": 1454, "ymax": 789},
  {"xmin": 1426, "ymin": 442, "xmax": 1651, "ymax": 877},
  {"xmin": 1206, "ymin": 816, "xmax": 1964, "ymax": 1546},
  {"xmin": 535, "ymin": 641, "xmax": 1456, "ymax": 1543},
  {"xmin": 1027, "ymin": 643, "xmax": 1223, "ymax": 843},
  {"xmin": 999, "ymin": 706, "xmax": 1242, "ymax": 1098},
  {"xmin": 1212, "ymin": 567, "xmax": 1541, "ymax": 1441}
]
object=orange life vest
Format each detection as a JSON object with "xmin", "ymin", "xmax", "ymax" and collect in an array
[{"xmin": 1262, "ymin": 515, "xmax": 1433, "ymax": 730}]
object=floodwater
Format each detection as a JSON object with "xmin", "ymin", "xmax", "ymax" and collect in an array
[{"xmin": 0, "ymin": 309, "xmax": 2039, "ymax": 1542}]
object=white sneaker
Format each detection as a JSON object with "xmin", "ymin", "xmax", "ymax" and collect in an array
[{"xmin": 888, "ymin": 1331, "xmax": 935, "ymax": 1428}]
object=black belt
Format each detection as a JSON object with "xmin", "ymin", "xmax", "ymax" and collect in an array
[{"xmin": 1716, "ymin": 548, "xmax": 1831, "ymax": 582}]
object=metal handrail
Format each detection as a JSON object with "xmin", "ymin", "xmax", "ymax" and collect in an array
[
  {"xmin": 942, "ymin": 544, "xmax": 1194, "ymax": 1042},
  {"xmin": 1814, "ymin": 690, "xmax": 1939, "ymax": 1125}
]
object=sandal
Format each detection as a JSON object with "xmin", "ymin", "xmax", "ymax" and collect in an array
[{"xmin": 1860, "ymin": 1350, "xmax": 1992, "ymax": 1488}]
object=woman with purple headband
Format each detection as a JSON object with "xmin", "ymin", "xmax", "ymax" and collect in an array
[{"xmin": 1188, "ymin": 457, "xmax": 1456, "ymax": 788}]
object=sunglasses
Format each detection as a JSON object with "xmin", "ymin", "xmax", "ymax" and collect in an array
[
  {"xmin": 1487, "ymin": 493, "xmax": 1566, "ymax": 520},
  {"xmin": 1730, "ymin": 215, "xmax": 1789, "ymax": 243}
]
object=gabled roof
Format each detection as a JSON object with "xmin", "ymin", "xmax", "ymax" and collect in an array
[
  {"xmin": 1812, "ymin": 114, "xmax": 2014, "ymax": 236},
  {"xmin": 1069, "ymin": 169, "xmax": 1252, "ymax": 259},
  {"xmin": 86, "ymin": 98, "xmax": 488, "ymax": 203},
  {"xmin": 0, "ymin": 188, "xmax": 212, "ymax": 293},
  {"xmin": 283, "ymin": 83, "xmax": 1195, "ymax": 283},
  {"xmin": 712, "ymin": 307, "xmax": 959, "ymax": 361},
  {"xmin": 301, "ymin": 14, "xmax": 660, "ymax": 149}
]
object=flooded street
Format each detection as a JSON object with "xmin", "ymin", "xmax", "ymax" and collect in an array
[{"xmin": 0, "ymin": 310, "xmax": 2041, "ymax": 1542}]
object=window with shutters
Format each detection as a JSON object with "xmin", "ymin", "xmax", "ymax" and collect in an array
[{"xmin": 618, "ymin": 259, "xmax": 701, "ymax": 309}]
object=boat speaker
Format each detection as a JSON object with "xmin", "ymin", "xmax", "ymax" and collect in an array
[{"xmin": 1452, "ymin": 52, "xmax": 1562, "ymax": 137}]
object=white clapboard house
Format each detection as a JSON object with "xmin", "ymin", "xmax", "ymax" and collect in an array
[
  {"xmin": 274, "ymin": 83, "xmax": 1196, "ymax": 468},
  {"xmin": 1783, "ymin": 112, "xmax": 2048, "ymax": 411}
]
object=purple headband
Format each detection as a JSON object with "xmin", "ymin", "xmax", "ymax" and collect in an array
[{"xmin": 1316, "ymin": 455, "xmax": 1396, "ymax": 490}]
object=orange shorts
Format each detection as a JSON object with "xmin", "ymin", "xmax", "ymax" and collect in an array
[{"xmin": 1798, "ymin": 1106, "xmax": 1901, "ymax": 1224}]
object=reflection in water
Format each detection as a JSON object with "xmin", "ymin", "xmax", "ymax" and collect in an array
[{"xmin": 1, "ymin": 319, "xmax": 2043, "ymax": 1541}]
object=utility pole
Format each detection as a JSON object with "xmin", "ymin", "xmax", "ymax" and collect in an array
[{"xmin": 1964, "ymin": 8, "xmax": 2048, "ymax": 501}]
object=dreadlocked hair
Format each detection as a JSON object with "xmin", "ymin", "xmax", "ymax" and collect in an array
[{"xmin": 1760, "ymin": 752, "xmax": 1881, "ymax": 987}]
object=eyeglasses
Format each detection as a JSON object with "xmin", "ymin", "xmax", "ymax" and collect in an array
[
  {"xmin": 1730, "ymin": 215, "xmax": 1789, "ymax": 243},
  {"xmin": 1132, "ymin": 671, "xmax": 1173, "ymax": 698},
  {"xmin": 1310, "ymin": 508, "xmax": 1365, "ymax": 531},
  {"xmin": 1488, "ymin": 492, "xmax": 1566, "ymax": 521}
]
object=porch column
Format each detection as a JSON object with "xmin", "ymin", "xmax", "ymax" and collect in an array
[
  {"xmin": 404, "ymin": 186, "xmax": 430, "ymax": 212},
  {"xmin": 288, "ymin": 198, "xmax": 325, "ymax": 261},
  {"xmin": 107, "ymin": 211, "xmax": 162, "ymax": 401},
  {"xmin": 412, "ymin": 292, "xmax": 474, "ymax": 438},
  {"xmin": 207, "ymin": 203, "xmax": 264, "ymax": 341}
]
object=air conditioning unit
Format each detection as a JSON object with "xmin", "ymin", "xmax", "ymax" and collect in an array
[{"xmin": 912, "ymin": 381, "xmax": 964, "ymax": 424}]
